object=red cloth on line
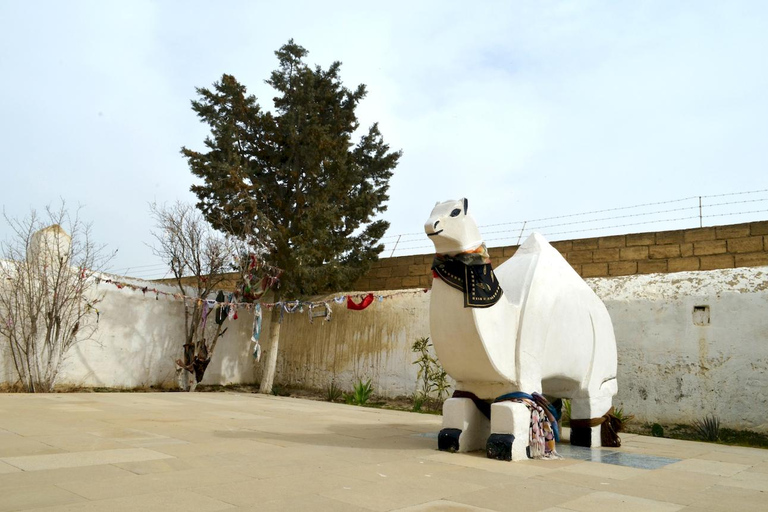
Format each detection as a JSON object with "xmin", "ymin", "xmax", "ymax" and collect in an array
[{"xmin": 347, "ymin": 293, "xmax": 374, "ymax": 311}]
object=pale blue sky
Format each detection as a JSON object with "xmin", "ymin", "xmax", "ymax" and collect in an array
[{"xmin": 1, "ymin": 1, "xmax": 767, "ymax": 278}]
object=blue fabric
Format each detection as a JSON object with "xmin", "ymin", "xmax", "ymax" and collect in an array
[
  {"xmin": 495, "ymin": 391, "xmax": 533, "ymax": 402},
  {"xmin": 532, "ymin": 393, "xmax": 561, "ymax": 442}
]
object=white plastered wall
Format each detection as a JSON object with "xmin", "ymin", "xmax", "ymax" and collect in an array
[
  {"xmin": 588, "ymin": 266, "xmax": 768, "ymax": 432},
  {"xmin": 270, "ymin": 267, "xmax": 768, "ymax": 432},
  {"xmin": 1, "ymin": 265, "xmax": 766, "ymax": 432},
  {"xmin": 259, "ymin": 292, "xmax": 433, "ymax": 398},
  {"xmin": 0, "ymin": 276, "xmax": 262, "ymax": 388}
]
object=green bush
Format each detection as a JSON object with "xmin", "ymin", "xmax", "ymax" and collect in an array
[
  {"xmin": 412, "ymin": 394, "xmax": 425, "ymax": 412},
  {"xmin": 325, "ymin": 381, "xmax": 343, "ymax": 402},
  {"xmin": 411, "ymin": 336, "xmax": 450, "ymax": 411},
  {"xmin": 345, "ymin": 378, "xmax": 373, "ymax": 406},
  {"xmin": 693, "ymin": 415, "xmax": 721, "ymax": 442},
  {"xmin": 270, "ymin": 384, "xmax": 289, "ymax": 396},
  {"xmin": 612, "ymin": 407, "xmax": 634, "ymax": 432}
]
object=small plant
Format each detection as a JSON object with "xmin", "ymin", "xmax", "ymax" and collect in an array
[
  {"xmin": 271, "ymin": 384, "xmax": 289, "ymax": 397},
  {"xmin": 345, "ymin": 378, "xmax": 373, "ymax": 406},
  {"xmin": 325, "ymin": 381, "xmax": 343, "ymax": 402},
  {"xmin": 411, "ymin": 336, "xmax": 450, "ymax": 411},
  {"xmin": 431, "ymin": 367, "xmax": 450, "ymax": 404},
  {"xmin": 412, "ymin": 393, "xmax": 425, "ymax": 412},
  {"xmin": 693, "ymin": 415, "xmax": 721, "ymax": 442},
  {"xmin": 612, "ymin": 407, "xmax": 634, "ymax": 432},
  {"xmin": 651, "ymin": 423, "xmax": 664, "ymax": 437},
  {"xmin": 412, "ymin": 337, "xmax": 433, "ymax": 401}
]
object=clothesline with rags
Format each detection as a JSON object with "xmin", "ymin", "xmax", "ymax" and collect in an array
[{"xmin": 95, "ymin": 277, "xmax": 429, "ymax": 318}]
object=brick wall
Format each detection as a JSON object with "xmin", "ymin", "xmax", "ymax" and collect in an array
[{"xmin": 352, "ymin": 220, "xmax": 768, "ymax": 291}]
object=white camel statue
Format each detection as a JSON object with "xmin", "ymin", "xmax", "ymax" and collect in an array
[{"xmin": 425, "ymin": 198, "xmax": 619, "ymax": 460}]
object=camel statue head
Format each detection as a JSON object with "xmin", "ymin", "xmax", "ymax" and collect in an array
[{"xmin": 424, "ymin": 198, "xmax": 483, "ymax": 255}]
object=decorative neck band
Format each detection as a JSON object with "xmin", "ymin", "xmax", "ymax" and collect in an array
[{"xmin": 432, "ymin": 244, "xmax": 502, "ymax": 308}]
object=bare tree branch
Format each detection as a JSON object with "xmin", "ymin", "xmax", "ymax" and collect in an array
[
  {"xmin": 0, "ymin": 201, "xmax": 112, "ymax": 392},
  {"xmin": 149, "ymin": 201, "xmax": 241, "ymax": 391}
]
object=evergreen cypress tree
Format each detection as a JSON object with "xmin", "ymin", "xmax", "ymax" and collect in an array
[{"xmin": 182, "ymin": 40, "xmax": 401, "ymax": 392}]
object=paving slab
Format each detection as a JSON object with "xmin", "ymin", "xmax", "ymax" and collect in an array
[
  {"xmin": 1, "ymin": 447, "xmax": 173, "ymax": 471},
  {"xmin": 0, "ymin": 392, "xmax": 765, "ymax": 512},
  {"xmin": 556, "ymin": 491, "xmax": 684, "ymax": 512}
]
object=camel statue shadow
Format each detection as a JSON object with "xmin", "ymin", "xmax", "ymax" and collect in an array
[{"xmin": 425, "ymin": 198, "xmax": 620, "ymax": 461}]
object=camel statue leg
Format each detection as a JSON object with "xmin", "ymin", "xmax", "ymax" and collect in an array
[
  {"xmin": 486, "ymin": 401, "xmax": 531, "ymax": 461},
  {"xmin": 569, "ymin": 394, "xmax": 615, "ymax": 447},
  {"xmin": 438, "ymin": 398, "xmax": 489, "ymax": 453},
  {"xmin": 570, "ymin": 309, "xmax": 619, "ymax": 448}
]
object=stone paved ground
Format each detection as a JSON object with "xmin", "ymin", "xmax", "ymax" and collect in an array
[{"xmin": 0, "ymin": 392, "xmax": 766, "ymax": 511}]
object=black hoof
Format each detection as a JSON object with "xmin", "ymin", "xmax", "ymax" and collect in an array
[
  {"xmin": 570, "ymin": 426, "xmax": 593, "ymax": 447},
  {"xmin": 438, "ymin": 428, "xmax": 462, "ymax": 452},
  {"xmin": 486, "ymin": 433, "xmax": 515, "ymax": 461}
]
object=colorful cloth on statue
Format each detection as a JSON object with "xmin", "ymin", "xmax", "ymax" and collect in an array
[
  {"xmin": 347, "ymin": 293, "xmax": 374, "ymax": 311},
  {"xmin": 531, "ymin": 392, "xmax": 561, "ymax": 442},
  {"xmin": 524, "ymin": 398, "xmax": 559, "ymax": 459},
  {"xmin": 495, "ymin": 392, "xmax": 561, "ymax": 459},
  {"xmin": 431, "ymin": 244, "xmax": 503, "ymax": 308}
]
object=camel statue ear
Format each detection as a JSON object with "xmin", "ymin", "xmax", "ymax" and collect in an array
[{"xmin": 463, "ymin": 198, "xmax": 468, "ymax": 215}]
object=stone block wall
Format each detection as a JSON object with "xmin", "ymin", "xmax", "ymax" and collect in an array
[{"xmin": 353, "ymin": 220, "xmax": 768, "ymax": 290}]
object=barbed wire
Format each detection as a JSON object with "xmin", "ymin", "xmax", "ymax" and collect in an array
[
  {"xmin": 705, "ymin": 208, "xmax": 768, "ymax": 219},
  {"xmin": 384, "ymin": 189, "xmax": 768, "ymax": 255},
  {"xmin": 483, "ymin": 205, "xmax": 699, "ymax": 235},
  {"xmin": 480, "ymin": 196, "xmax": 699, "ymax": 228},
  {"xmin": 110, "ymin": 264, "xmax": 168, "ymax": 275},
  {"xmin": 131, "ymin": 189, "xmax": 768, "ymax": 277},
  {"xmin": 381, "ymin": 188, "xmax": 768, "ymax": 239},
  {"xmin": 702, "ymin": 188, "xmax": 768, "ymax": 199}
]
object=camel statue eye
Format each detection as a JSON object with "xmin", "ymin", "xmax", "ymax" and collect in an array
[{"xmin": 450, "ymin": 208, "xmax": 462, "ymax": 217}]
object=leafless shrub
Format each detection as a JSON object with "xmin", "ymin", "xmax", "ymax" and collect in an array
[
  {"xmin": 149, "ymin": 201, "xmax": 241, "ymax": 390},
  {"xmin": 0, "ymin": 203, "xmax": 112, "ymax": 392}
]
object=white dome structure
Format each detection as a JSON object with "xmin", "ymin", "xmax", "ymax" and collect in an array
[{"xmin": 27, "ymin": 224, "xmax": 71, "ymax": 266}]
